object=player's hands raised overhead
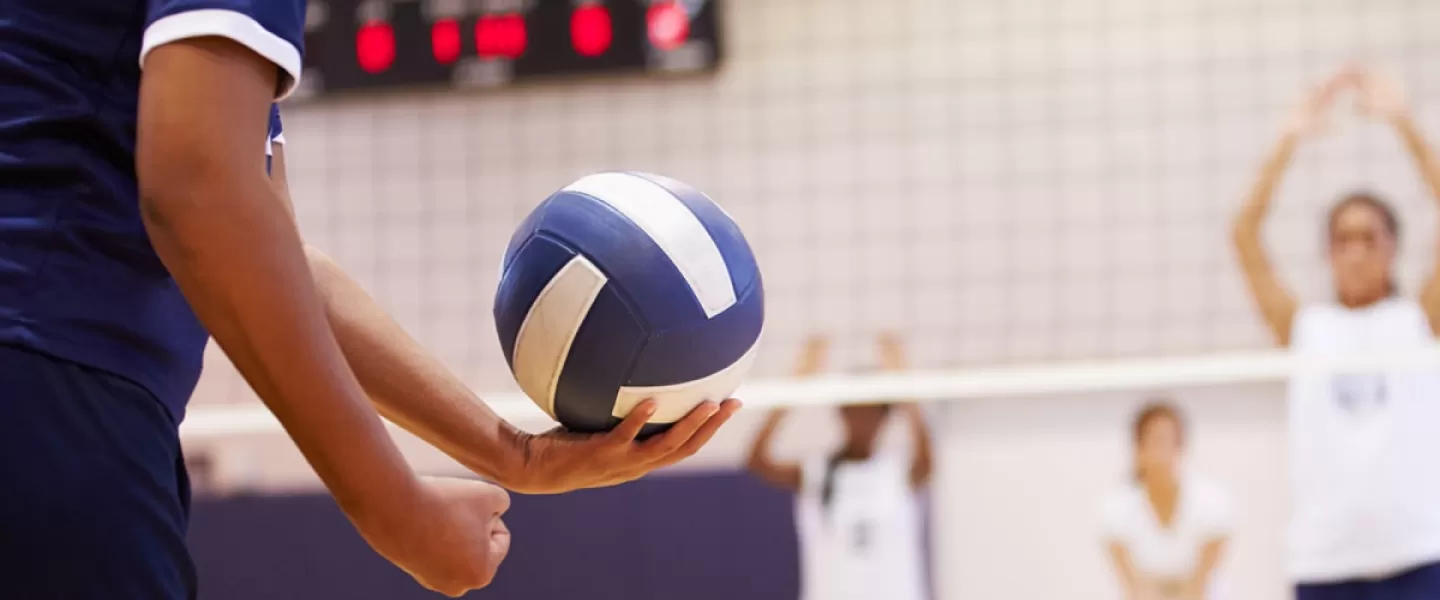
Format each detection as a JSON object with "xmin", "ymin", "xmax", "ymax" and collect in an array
[
  {"xmin": 1283, "ymin": 68, "xmax": 1359, "ymax": 138},
  {"xmin": 356, "ymin": 476, "xmax": 512, "ymax": 597},
  {"xmin": 504, "ymin": 398, "xmax": 741, "ymax": 494},
  {"xmin": 1354, "ymin": 68, "xmax": 1409, "ymax": 122}
]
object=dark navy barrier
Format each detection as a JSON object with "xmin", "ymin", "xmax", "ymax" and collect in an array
[{"xmin": 190, "ymin": 472, "xmax": 803, "ymax": 600}]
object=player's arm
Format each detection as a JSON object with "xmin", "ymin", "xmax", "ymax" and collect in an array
[
  {"xmin": 1231, "ymin": 75, "xmax": 1348, "ymax": 345},
  {"xmin": 746, "ymin": 335, "xmax": 828, "ymax": 491},
  {"xmin": 138, "ymin": 39, "xmax": 417, "ymax": 525},
  {"xmin": 1183, "ymin": 538, "xmax": 1227, "ymax": 600},
  {"xmin": 266, "ymin": 141, "xmax": 526, "ymax": 484},
  {"xmin": 137, "ymin": 13, "xmax": 506, "ymax": 596},
  {"xmin": 1105, "ymin": 542, "xmax": 1142, "ymax": 600},
  {"xmin": 1359, "ymin": 71, "xmax": 1440, "ymax": 332},
  {"xmin": 877, "ymin": 333, "xmax": 933, "ymax": 489}
]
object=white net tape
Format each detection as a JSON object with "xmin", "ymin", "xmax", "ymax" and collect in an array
[{"xmin": 178, "ymin": 345, "xmax": 1440, "ymax": 443}]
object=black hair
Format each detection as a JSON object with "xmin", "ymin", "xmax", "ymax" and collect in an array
[
  {"xmin": 1327, "ymin": 190, "xmax": 1401, "ymax": 297},
  {"xmin": 819, "ymin": 403, "xmax": 895, "ymax": 521},
  {"xmin": 1131, "ymin": 400, "xmax": 1185, "ymax": 483}
]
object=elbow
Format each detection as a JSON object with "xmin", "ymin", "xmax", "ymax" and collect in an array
[
  {"xmin": 1229, "ymin": 216, "xmax": 1253, "ymax": 248},
  {"xmin": 743, "ymin": 448, "xmax": 771, "ymax": 476},
  {"xmin": 304, "ymin": 244, "xmax": 341, "ymax": 284},
  {"xmin": 137, "ymin": 159, "xmax": 206, "ymax": 260}
]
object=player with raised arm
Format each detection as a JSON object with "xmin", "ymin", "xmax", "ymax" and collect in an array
[
  {"xmin": 747, "ymin": 333, "xmax": 933, "ymax": 600},
  {"xmin": 0, "ymin": 2, "xmax": 737, "ymax": 598},
  {"xmin": 1232, "ymin": 66, "xmax": 1440, "ymax": 598}
]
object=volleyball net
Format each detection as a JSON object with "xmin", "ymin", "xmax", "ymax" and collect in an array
[{"xmin": 179, "ymin": 345, "xmax": 1440, "ymax": 442}]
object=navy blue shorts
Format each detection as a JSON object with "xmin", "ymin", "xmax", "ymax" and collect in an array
[
  {"xmin": 0, "ymin": 344, "xmax": 195, "ymax": 600},
  {"xmin": 1297, "ymin": 561, "xmax": 1440, "ymax": 600}
]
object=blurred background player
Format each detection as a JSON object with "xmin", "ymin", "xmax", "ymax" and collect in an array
[
  {"xmin": 747, "ymin": 333, "xmax": 934, "ymax": 600},
  {"xmin": 1104, "ymin": 401, "xmax": 1233, "ymax": 600},
  {"xmin": 1233, "ymin": 66, "xmax": 1440, "ymax": 598},
  {"xmin": 0, "ymin": 1, "xmax": 735, "ymax": 598}
]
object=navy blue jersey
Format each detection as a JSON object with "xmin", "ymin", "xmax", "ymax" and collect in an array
[{"xmin": 0, "ymin": 0, "xmax": 304, "ymax": 421}]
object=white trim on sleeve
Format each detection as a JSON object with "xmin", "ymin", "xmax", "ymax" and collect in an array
[
  {"xmin": 272, "ymin": 133, "xmax": 286, "ymax": 145},
  {"xmin": 140, "ymin": 9, "xmax": 303, "ymax": 100}
]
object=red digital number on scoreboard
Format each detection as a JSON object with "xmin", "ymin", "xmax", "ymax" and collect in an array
[
  {"xmin": 476, "ymin": 13, "xmax": 527, "ymax": 59},
  {"xmin": 571, "ymin": 3, "xmax": 613, "ymax": 57},
  {"xmin": 431, "ymin": 18, "xmax": 461, "ymax": 64},
  {"xmin": 356, "ymin": 19, "xmax": 395, "ymax": 73}
]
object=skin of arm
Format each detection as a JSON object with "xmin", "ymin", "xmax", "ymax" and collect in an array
[
  {"xmin": 876, "ymin": 333, "xmax": 934, "ymax": 488},
  {"xmin": 1232, "ymin": 129, "xmax": 1303, "ymax": 347},
  {"xmin": 744, "ymin": 335, "xmax": 829, "ymax": 491},
  {"xmin": 1363, "ymin": 71, "xmax": 1440, "ymax": 331},
  {"xmin": 137, "ymin": 37, "xmax": 419, "ymax": 523},
  {"xmin": 1107, "ymin": 541, "xmax": 1146, "ymax": 600},
  {"xmin": 269, "ymin": 152, "xmax": 527, "ymax": 482},
  {"xmin": 1181, "ymin": 538, "xmax": 1228, "ymax": 600}
]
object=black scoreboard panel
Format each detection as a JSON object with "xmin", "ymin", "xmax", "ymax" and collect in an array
[{"xmin": 297, "ymin": 0, "xmax": 723, "ymax": 98}]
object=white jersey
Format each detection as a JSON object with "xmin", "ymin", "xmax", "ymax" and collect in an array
[
  {"xmin": 1102, "ymin": 473, "xmax": 1234, "ymax": 600},
  {"xmin": 1288, "ymin": 298, "xmax": 1440, "ymax": 581},
  {"xmin": 795, "ymin": 453, "xmax": 929, "ymax": 600}
]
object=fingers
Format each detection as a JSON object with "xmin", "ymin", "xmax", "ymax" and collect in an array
[
  {"xmin": 663, "ymin": 398, "xmax": 741, "ymax": 462},
  {"xmin": 489, "ymin": 517, "xmax": 512, "ymax": 562},
  {"xmin": 638, "ymin": 400, "xmax": 718, "ymax": 457},
  {"xmin": 606, "ymin": 400, "xmax": 658, "ymax": 445},
  {"xmin": 639, "ymin": 398, "xmax": 741, "ymax": 464}
]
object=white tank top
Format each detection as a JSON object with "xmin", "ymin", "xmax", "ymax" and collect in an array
[
  {"xmin": 1287, "ymin": 298, "xmax": 1440, "ymax": 582},
  {"xmin": 795, "ymin": 453, "xmax": 929, "ymax": 600}
]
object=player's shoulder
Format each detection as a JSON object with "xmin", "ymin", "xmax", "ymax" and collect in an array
[
  {"xmin": 1103, "ymin": 481, "xmax": 1144, "ymax": 510},
  {"xmin": 1100, "ymin": 481, "xmax": 1145, "ymax": 535}
]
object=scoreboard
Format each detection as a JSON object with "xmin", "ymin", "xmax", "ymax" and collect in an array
[{"xmin": 296, "ymin": 0, "xmax": 724, "ymax": 98}]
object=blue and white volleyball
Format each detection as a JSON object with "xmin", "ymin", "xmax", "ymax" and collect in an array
[{"xmin": 495, "ymin": 172, "xmax": 764, "ymax": 434}]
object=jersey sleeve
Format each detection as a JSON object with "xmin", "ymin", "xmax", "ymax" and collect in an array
[
  {"xmin": 140, "ymin": 0, "xmax": 306, "ymax": 100},
  {"xmin": 1100, "ymin": 489, "xmax": 1132, "ymax": 541}
]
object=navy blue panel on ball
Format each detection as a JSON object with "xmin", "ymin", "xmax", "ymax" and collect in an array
[
  {"xmin": 535, "ymin": 191, "xmax": 707, "ymax": 330},
  {"xmin": 628, "ymin": 172, "xmax": 762, "ymax": 295},
  {"xmin": 626, "ymin": 284, "xmax": 765, "ymax": 386},
  {"xmin": 552, "ymin": 286, "xmax": 648, "ymax": 434},
  {"xmin": 492, "ymin": 234, "xmax": 577, "ymax": 368}
]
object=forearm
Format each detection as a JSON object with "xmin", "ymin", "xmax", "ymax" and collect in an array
[
  {"xmin": 1236, "ymin": 133, "xmax": 1300, "ymax": 230},
  {"xmin": 906, "ymin": 406, "xmax": 934, "ymax": 486},
  {"xmin": 745, "ymin": 410, "xmax": 787, "ymax": 468},
  {"xmin": 141, "ymin": 177, "xmax": 415, "ymax": 518},
  {"xmin": 306, "ymin": 246, "xmax": 526, "ymax": 486},
  {"xmin": 1186, "ymin": 539, "xmax": 1226, "ymax": 593},
  {"xmin": 1108, "ymin": 543, "xmax": 1141, "ymax": 596},
  {"xmin": 1393, "ymin": 117, "xmax": 1440, "ymax": 202}
]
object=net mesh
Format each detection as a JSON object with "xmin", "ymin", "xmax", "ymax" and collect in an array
[{"xmin": 190, "ymin": 0, "xmax": 1440, "ymax": 408}]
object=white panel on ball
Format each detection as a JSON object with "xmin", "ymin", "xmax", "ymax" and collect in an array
[
  {"xmin": 612, "ymin": 343, "xmax": 761, "ymax": 424},
  {"xmin": 563, "ymin": 172, "xmax": 737, "ymax": 317},
  {"xmin": 510, "ymin": 255, "xmax": 608, "ymax": 418}
]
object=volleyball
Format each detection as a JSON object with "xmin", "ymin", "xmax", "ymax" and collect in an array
[{"xmin": 494, "ymin": 172, "xmax": 765, "ymax": 434}]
